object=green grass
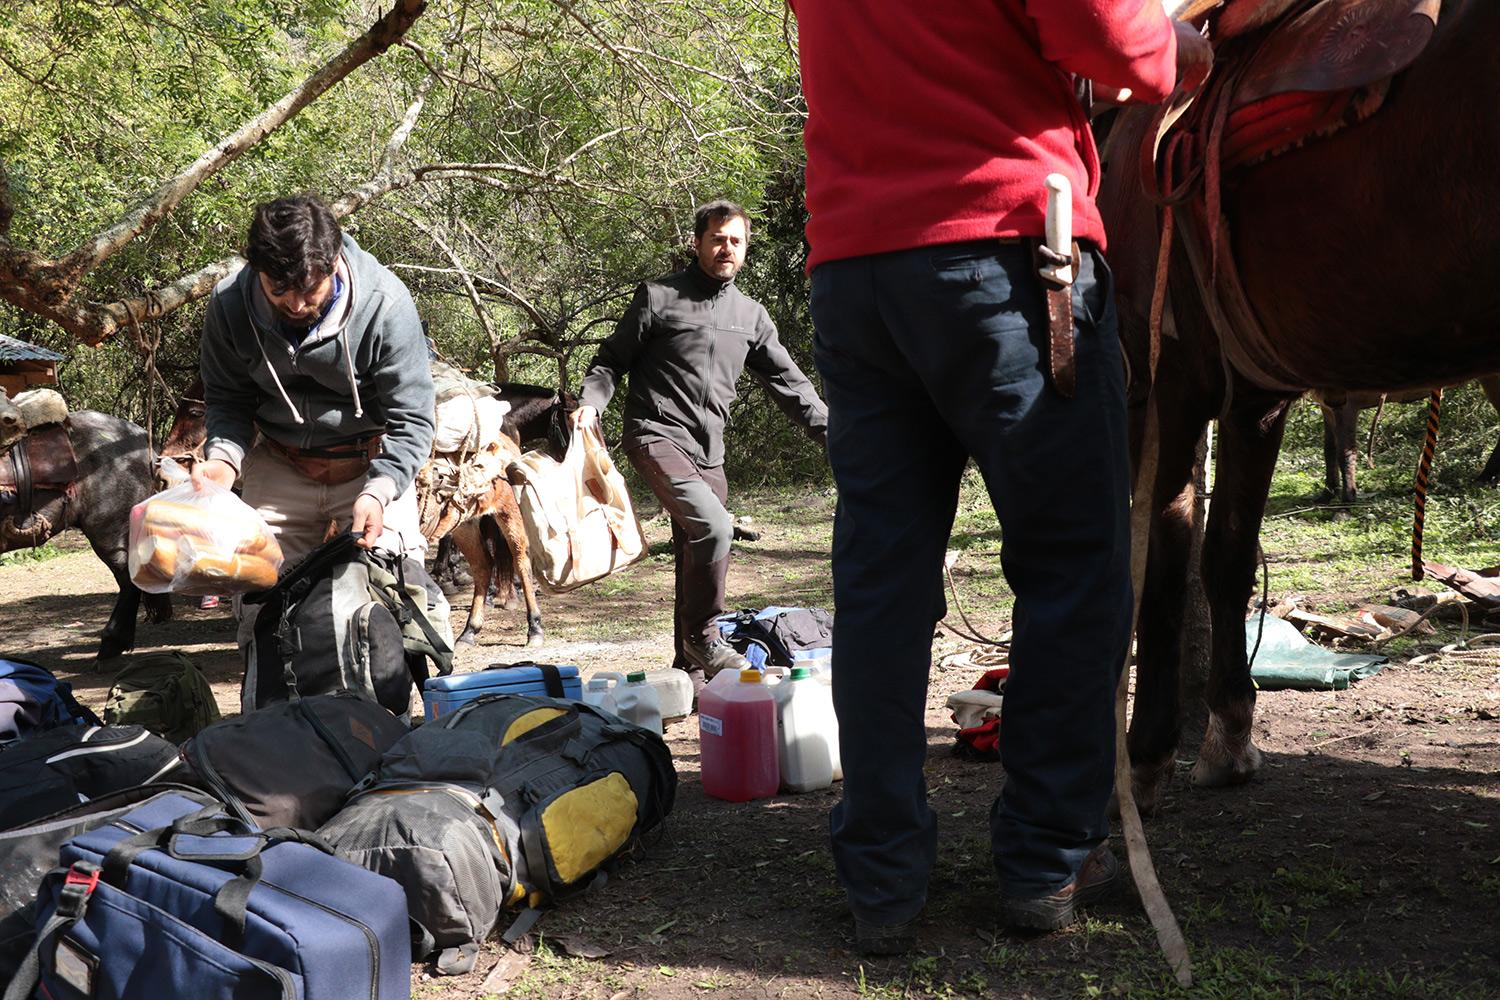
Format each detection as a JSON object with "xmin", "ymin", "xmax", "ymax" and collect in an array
[{"xmin": 0, "ymin": 541, "xmax": 65, "ymax": 565}]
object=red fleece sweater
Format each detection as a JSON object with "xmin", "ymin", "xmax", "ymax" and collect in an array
[{"xmin": 790, "ymin": 1, "xmax": 1178, "ymax": 267}]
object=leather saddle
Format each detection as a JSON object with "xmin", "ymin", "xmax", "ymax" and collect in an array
[
  {"xmin": 1231, "ymin": 0, "xmax": 1439, "ymax": 106},
  {"xmin": 1132, "ymin": 0, "xmax": 1444, "ymax": 396},
  {"xmin": 0, "ymin": 423, "xmax": 79, "ymax": 511}
]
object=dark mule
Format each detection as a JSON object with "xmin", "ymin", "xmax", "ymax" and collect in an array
[
  {"xmin": 1316, "ymin": 376, "xmax": 1500, "ymax": 504},
  {"xmin": 0, "ymin": 406, "xmax": 173, "ymax": 659},
  {"xmin": 158, "ymin": 376, "xmax": 208, "ymax": 470},
  {"xmin": 1099, "ymin": 0, "xmax": 1500, "ymax": 811}
]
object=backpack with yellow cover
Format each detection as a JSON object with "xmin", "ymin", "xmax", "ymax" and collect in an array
[{"xmin": 318, "ymin": 693, "xmax": 675, "ymax": 974}]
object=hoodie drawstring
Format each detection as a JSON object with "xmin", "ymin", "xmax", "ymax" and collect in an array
[
  {"xmin": 250, "ymin": 321, "xmax": 307, "ymax": 426},
  {"xmin": 343, "ymin": 327, "xmax": 364, "ymax": 419}
]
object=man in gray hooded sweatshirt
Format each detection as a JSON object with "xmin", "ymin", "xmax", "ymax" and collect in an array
[{"xmin": 192, "ymin": 194, "xmax": 437, "ymax": 593}]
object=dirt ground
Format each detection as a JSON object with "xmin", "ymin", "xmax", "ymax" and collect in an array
[{"xmin": 3, "ymin": 488, "xmax": 1498, "ymax": 999}]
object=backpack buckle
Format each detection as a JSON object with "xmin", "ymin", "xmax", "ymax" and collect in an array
[{"xmin": 58, "ymin": 861, "xmax": 101, "ymax": 917}]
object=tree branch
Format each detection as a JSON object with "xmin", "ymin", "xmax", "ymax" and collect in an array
[
  {"xmin": 50, "ymin": 0, "xmax": 428, "ymax": 287},
  {"xmin": 387, "ymin": 208, "xmax": 501, "ymax": 351}
]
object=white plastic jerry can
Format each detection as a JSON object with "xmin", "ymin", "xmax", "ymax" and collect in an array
[
  {"xmin": 582, "ymin": 671, "xmax": 625, "ymax": 715},
  {"xmin": 773, "ymin": 667, "xmax": 841, "ymax": 792},
  {"xmin": 642, "ymin": 669, "xmax": 695, "ymax": 721},
  {"xmin": 614, "ymin": 671, "xmax": 664, "ymax": 735}
]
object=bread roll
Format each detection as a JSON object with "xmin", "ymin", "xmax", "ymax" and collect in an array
[
  {"xmin": 186, "ymin": 552, "xmax": 280, "ymax": 590},
  {"xmin": 141, "ymin": 498, "xmax": 275, "ymax": 555}
]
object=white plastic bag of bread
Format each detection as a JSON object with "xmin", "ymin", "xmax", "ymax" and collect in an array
[{"xmin": 127, "ymin": 458, "xmax": 283, "ymax": 595}]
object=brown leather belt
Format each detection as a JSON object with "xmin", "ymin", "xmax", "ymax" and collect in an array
[{"xmin": 264, "ymin": 434, "xmax": 382, "ymax": 486}]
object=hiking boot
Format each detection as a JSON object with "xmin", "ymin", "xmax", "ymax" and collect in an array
[
  {"xmin": 999, "ymin": 844, "xmax": 1120, "ymax": 932},
  {"xmin": 684, "ymin": 636, "xmax": 751, "ymax": 678},
  {"xmin": 854, "ymin": 915, "xmax": 918, "ymax": 957}
]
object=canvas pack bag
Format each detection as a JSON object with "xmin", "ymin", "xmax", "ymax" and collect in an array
[
  {"xmin": 103, "ymin": 650, "xmax": 221, "ymax": 744},
  {"xmin": 511, "ymin": 409, "xmax": 648, "ymax": 592},
  {"xmin": 242, "ymin": 531, "xmax": 454, "ymax": 715}
]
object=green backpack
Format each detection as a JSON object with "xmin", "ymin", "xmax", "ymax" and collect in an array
[{"xmin": 103, "ymin": 650, "xmax": 221, "ymax": 744}]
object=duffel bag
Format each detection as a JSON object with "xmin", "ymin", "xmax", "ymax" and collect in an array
[
  {"xmin": 0, "ymin": 724, "xmax": 187, "ymax": 832},
  {"xmin": 0, "ymin": 784, "xmax": 220, "ymax": 985},
  {"xmin": 0, "ymin": 657, "xmax": 99, "ymax": 742},
  {"xmin": 2, "ymin": 794, "xmax": 410, "ymax": 1000},
  {"xmin": 182, "ymin": 690, "xmax": 408, "ymax": 831}
]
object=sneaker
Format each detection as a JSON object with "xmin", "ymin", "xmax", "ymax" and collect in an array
[
  {"xmin": 683, "ymin": 636, "xmax": 751, "ymax": 678},
  {"xmin": 998, "ymin": 844, "xmax": 1119, "ymax": 932},
  {"xmin": 854, "ymin": 915, "xmax": 918, "ymax": 957}
]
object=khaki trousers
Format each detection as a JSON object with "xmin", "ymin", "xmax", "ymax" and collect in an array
[{"xmin": 234, "ymin": 440, "xmax": 436, "ymax": 654}]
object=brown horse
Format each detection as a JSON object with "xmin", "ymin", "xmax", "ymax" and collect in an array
[{"xmin": 1098, "ymin": 0, "xmax": 1500, "ymax": 812}]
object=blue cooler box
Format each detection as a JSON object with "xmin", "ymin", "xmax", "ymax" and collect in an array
[{"xmin": 423, "ymin": 662, "xmax": 582, "ymax": 720}]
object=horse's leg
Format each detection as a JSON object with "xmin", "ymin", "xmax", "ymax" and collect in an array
[
  {"xmin": 449, "ymin": 519, "xmax": 490, "ymax": 645},
  {"xmin": 1318, "ymin": 400, "xmax": 1339, "ymax": 502},
  {"xmin": 98, "ymin": 573, "xmax": 141, "ymax": 661},
  {"xmin": 493, "ymin": 492, "xmax": 543, "ymax": 646},
  {"xmin": 1474, "ymin": 376, "xmax": 1500, "ymax": 484},
  {"xmin": 479, "ymin": 515, "xmax": 516, "ymax": 610},
  {"xmin": 1191, "ymin": 393, "xmax": 1292, "ymax": 789},
  {"xmin": 1128, "ymin": 389, "xmax": 1209, "ymax": 815},
  {"xmin": 87, "ymin": 530, "xmax": 171, "ymax": 660},
  {"xmin": 1333, "ymin": 399, "xmax": 1360, "ymax": 505}
]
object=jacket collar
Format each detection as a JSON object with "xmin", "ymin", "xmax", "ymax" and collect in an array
[{"xmin": 686, "ymin": 260, "xmax": 734, "ymax": 297}]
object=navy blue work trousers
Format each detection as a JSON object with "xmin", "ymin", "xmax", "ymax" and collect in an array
[{"xmin": 810, "ymin": 240, "xmax": 1132, "ymax": 923}]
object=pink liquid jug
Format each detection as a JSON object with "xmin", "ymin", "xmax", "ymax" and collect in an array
[{"xmin": 698, "ymin": 668, "xmax": 779, "ymax": 802}]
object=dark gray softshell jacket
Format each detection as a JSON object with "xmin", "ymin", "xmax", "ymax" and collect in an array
[{"xmin": 579, "ymin": 264, "xmax": 827, "ymax": 468}]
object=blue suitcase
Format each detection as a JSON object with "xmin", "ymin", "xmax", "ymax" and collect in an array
[
  {"xmin": 422, "ymin": 662, "xmax": 581, "ymax": 720},
  {"xmin": 4, "ymin": 793, "xmax": 411, "ymax": 1000}
]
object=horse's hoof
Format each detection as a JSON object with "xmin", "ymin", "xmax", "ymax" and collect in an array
[
  {"xmin": 525, "ymin": 631, "xmax": 545, "ymax": 648},
  {"xmin": 95, "ymin": 642, "xmax": 128, "ymax": 662},
  {"xmin": 456, "ymin": 629, "xmax": 478, "ymax": 646},
  {"xmin": 1111, "ymin": 758, "xmax": 1172, "ymax": 819},
  {"xmin": 1189, "ymin": 740, "xmax": 1261, "ymax": 788}
]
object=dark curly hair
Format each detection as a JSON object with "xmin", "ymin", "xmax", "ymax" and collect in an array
[
  {"xmin": 693, "ymin": 199, "xmax": 751, "ymax": 240},
  {"xmin": 245, "ymin": 195, "xmax": 343, "ymax": 292}
]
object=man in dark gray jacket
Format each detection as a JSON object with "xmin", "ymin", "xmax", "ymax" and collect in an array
[
  {"xmin": 192, "ymin": 195, "xmax": 441, "ymax": 647},
  {"xmin": 580, "ymin": 200, "xmax": 828, "ymax": 681}
]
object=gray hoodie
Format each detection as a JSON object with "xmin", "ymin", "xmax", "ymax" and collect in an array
[{"xmin": 201, "ymin": 233, "xmax": 435, "ymax": 505}]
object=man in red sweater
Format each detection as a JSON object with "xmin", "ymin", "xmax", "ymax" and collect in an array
[{"xmin": 789, "ymin": 0, "xmax": 1208, "ymax": 955}]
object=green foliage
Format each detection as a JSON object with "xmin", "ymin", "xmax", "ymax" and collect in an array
[{"xmin": 1, "ymin": 0, "xmax": 824, "ymax": 485}]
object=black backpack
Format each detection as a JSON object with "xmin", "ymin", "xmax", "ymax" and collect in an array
[{"xmin": 242, "ymin": 531, "xmax": 454, "ymax": 715}]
